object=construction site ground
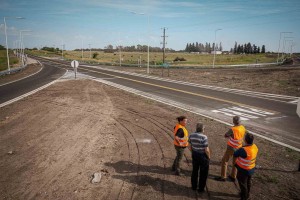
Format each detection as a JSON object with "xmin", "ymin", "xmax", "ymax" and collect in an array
[{"xmin": 0, "ymin": 61, "xmax": 299, "ymax": 199}]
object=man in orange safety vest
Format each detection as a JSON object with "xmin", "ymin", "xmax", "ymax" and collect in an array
[
  {"xmin": 234, "ymin": 132, "xmax": 258, "ymax": 200},
  {"xmin": 172, "ymin": 115, "xmax": 189, "ymax": 176},
  {"xmin": 216, "ymin": 115, "xmax": 246, "ymax": 182}
]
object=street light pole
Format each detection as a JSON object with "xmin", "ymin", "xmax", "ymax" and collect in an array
[
  {"xmin": 3, "ymin": 16, "xmax": 24, "ymax": 72},
  {"xmin": 147, "ymin": 14, "xmax": 150, "ymax": 74},
  {"xmin": 88, "ymin": 44, "xmax": 91, "ymax": 59},
  {"xmin": 130, "ymin": 11, "xmax": 150, "ymax": 74},
  {"xmin": 213, "ymin": 28, "xmax": 222, "ymax": 68},
  {"xmin": 4, "ymin": 17, "xmax": 10, "ymax": 72}
]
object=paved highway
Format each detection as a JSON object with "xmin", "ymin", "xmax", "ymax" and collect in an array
[{"xmin": 1, "ymin": 56, "xmax": 299, "ymax": 150}]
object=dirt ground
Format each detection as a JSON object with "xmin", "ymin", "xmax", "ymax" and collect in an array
[{"xmin": 0, "ymin": 62, "xmax": 299, "ymax": 200}]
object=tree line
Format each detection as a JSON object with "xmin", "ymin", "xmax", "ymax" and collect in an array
[
  {"xmin": 100, "ymin": 44, "xmax": 176, "ymax": 53},
  {"xmin": 231, "ymin": 42, "xmax": 265, "ymax": 54},
  {"xmin": 185, "ymin": 42, "xmax": 223, "ymax": 53}
]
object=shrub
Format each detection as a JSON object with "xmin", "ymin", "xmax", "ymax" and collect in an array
[
  {"xmin": 93, "ymin": 52, "xmax": 99, "ymax": 59},
  {"xmin": 173, "ymin": 57, "xmax": 186, "ymax": 62}
]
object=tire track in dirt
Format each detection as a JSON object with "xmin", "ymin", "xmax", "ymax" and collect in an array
[
  {"xmin": 118, "ymin": 117, "xmax": 166, "ymax": 200},
  {"xmin": 115, "ymin": 108, "xmax": 199, "ymax": 200},
  {"xmin": 113, "ymin": 118, "xmax": 141, "ymax": 200}
]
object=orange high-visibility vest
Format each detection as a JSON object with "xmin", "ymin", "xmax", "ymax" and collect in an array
[
  {"xmin": 173, "ymin": 124, "xmax": 189, "ymax": 147},
  {"xmin": 227, "ymin": 125, "xmax": 246, "ymax": 149},
  {"xmin": 236, "ymin": 144, "xmax": 258, "ymax": 170}
]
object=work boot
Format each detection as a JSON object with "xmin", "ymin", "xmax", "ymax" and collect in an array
[
  {"xmin": 175, "ymin": 170, "xmax": 181, "ymax": 176},
  {"xmin": 215, "ymin": 177, "xmax": 226, "ymax": 182},
  {"xmin": 228, "ymin": 175, "xmax": 236, "ymax": 182},
  {"xmin": 171, "ymin": 166, "xmax": 175, "ymax": 171}
]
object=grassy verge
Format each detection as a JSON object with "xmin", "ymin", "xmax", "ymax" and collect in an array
[
  {"xmin": 0, "ymin": 50, "xmax": 20, "ymax": 71},
  {"xmin": 27, "ymin": 50, "xmax": 285, "ymax": 67}
]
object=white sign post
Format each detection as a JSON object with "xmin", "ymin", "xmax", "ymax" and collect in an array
[
  {"xmin": 297, "ymin": 98, "xmax": 300, "ymax": 118},
  {"xmin": 71, "ymin": 60, "xmax": 79, "ymax": 79}
]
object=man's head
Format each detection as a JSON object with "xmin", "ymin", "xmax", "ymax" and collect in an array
[
  {"xmin": 244, "ymin": 132, "xmax": 254, "ymax": 145},
  {"xmin": 177, "ymin": 115, "xmax": 187, "ymax": 126},
  {"xmin": 233, "ymin": 116, "xmax": 241, "ymax": 125},
  {"xmin": 196, "ymin": 123, "xmax": 204, "ymax": 133}
]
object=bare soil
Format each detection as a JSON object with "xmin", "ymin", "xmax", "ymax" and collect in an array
[{"xmin": 0, "ymin": 63, "xmax": 299, "ymax": 200}]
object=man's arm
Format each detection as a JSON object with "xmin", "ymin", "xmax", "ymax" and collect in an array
[
  {"xmin": 224, "ymin": 129, "xmax": 233, "ymax": 138},
  {"xmin": 233, "ymin": 148, "xmax": 247, "ymax": 158},
  {"xmin": 175, "ymin": 128, "xmax": 185, "ymax": 144},
  {"xmin": 205, "ymin": 147, "xmax": 210, "ymax": 159}
]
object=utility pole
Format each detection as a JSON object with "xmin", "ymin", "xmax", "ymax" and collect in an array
[
  {"xmin": 88, "ymin": 44, "xmax": 91, "ymax": 59},
  {"xmin": 161, "ymin": 27, "xmax": 168, "ymax": 64}
]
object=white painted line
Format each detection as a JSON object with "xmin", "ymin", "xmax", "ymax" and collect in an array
[
  {"xmin": 212, "ymin": 110, "xmax": 249, "ymax": 121},
  {"xmin": 230, "ymin": 106, "xmax": 267, "ymax": 116},
  {"xmin": 219, "ymin": 108, "xmax": 259, "ymax": 119}
]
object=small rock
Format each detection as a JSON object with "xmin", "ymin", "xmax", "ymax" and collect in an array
[
  {"xmin": 101, "ymin": 169, "xmax": 109, "ymax": 173},
  {"xmin": 135, "ymin": 119, "xmax": 139, "ymax": 121},
  {"xmin": 7, "ymin": 151, "xmax": 13, "ymax": 155},
  {"xmin": 91, "ymin": 172, "xmax": 101, "ymax": 184},
  {"xmin": 74, "ymin": 190, "xmax": 78, "ymax": 193}
]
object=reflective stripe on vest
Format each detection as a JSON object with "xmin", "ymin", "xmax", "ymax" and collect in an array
[
  {"xmin": 173, "ymin": 124, "xmax": 189, "ymax": 147},
  {"xmin": 227, "ymin": 125, "xmax": 246, "ymax": 149},
  {"xmin": 236, "ymin": 144, "xmax": 258, "ymax": 170}
]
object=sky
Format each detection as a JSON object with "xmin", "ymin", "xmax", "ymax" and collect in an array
[{"xmin": 0, "ymin": 0, "xmax": 300, "ymax": 52}]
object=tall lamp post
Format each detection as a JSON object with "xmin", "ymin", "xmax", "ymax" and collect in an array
[
  {"xmin": 3, "ymin": 16, "xmax": 24, "ymax": 72},
  {"xmin": 19, "ymin": 30, "xmax": 31, "ymax": 66},
  {"xmin": 277, "ymin": 32, "xmax": 292, "ymax": 63},
  {"xmin": 213, "ymin": 28, "xmax": 222, "ymax": 68},
  {"xmin": 130, "ymin": 11, "xmax": 150, "ymax": 74}
]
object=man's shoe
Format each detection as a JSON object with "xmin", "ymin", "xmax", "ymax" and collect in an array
[
  {"xmin": 198, "ymin": 189, "xmax": 205, "ymax": 193},
  {"xmin": 175, "ymin": 171, "xmax": 181, "ymax": 176},
  {"xmin": 171, "ymin": 167, "xmax": 175, "ymax": 172},
  {"xmin": 192, "ymin": 187, "xmax": 197, "ymax": 191},
  {"xmin": 228, "ymin": 176, "xmax": 236, "ymax": 182},
  {"xmin": 215, "ymin": 177, "xmax": 226, "ymax": 182}
]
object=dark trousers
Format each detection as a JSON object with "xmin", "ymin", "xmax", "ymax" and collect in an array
[
  {"xmin": 191, "ymin": 151, "xmax": 209, "ymax": 191},
  {"xmin": 237, "ymin": 170, "xmax": 252, "ymax": 200},
  {"xmin": 172, "ymin": 145, "xmax": 185, "ymax": 172}
]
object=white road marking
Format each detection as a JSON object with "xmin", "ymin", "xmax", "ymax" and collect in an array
[{"xmin": 212, "ymin": 106, "xmax": 275, "ymax": 121}]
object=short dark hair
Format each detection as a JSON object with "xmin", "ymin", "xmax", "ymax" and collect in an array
[
  {"xmin": 176, "ymin": 115, "xmax": 187, "ymax": 122},
  {"xmin": 233, "ymin": 116, "xmax": 241, "ymax": 125},
  {"xmin": 196, "ymin": 123, "xmax": 204, "ymax": 132},
  {"xmin": 245, "ymin": 132, "xmax": 254, "ymax": 144}
]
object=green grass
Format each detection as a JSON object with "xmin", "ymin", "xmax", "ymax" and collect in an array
[
  {"xmin": 27, "ymin": 50, "xmax": 282, "ymax": 67},
  {"xmin": 0, "ymin": 50, "xmax": 20, "ymax": 71}
]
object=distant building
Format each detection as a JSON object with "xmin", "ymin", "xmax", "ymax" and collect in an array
[{"xmin": 211, "ymin": 50, "xmax": 222, "ymax": 55}]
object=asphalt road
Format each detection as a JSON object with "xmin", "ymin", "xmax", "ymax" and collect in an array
[
  {"xmin": 0, "ymin": 61, "xmax": 66, "ymax": 103},
  {"xmin": 1, "ymin": 56, "xmax": 300, "ymax": 150}
]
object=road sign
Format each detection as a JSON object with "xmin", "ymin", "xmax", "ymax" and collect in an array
[
  {"xmin": 71, "ymin": 60, "xmax": 79, "ymax": 79},
  {"xmin": 297, "ymin": 98, "xmax": 300, "ymax": 117},
  {"xmin": 71, "ymin": 60, "xmax": 79, "ymax": 68}
]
